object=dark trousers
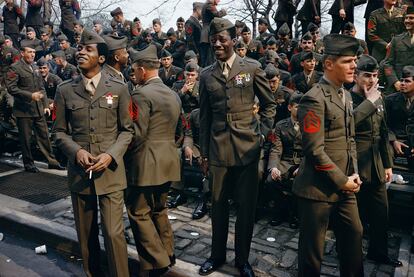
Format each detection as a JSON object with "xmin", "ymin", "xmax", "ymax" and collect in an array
[
  {"xmin": 199, "ymin": 43, "xmax": 215, "ymax": 68},
  {"xmin": 297, "ymin": 196, "xmax": 364, "ymax": 277},
  {"xmin": 209, "ymin": 160, "xmax": 259, "ymax": 265},
  {"xmin": 357, "ymin": 178, "xmax": 389, "ymax": 258},
  {"xmin": 60, "ymin": 24, "xmax": 76, "ymax": 45},
  {"xmin": 330, "ymin": 16, "xmax": 346, "ymax": 34},
  {"xmin": 16, "ymin": 116, "xmax": 57, "ymax": 167},
  {"xmin": 71, "ymin": 191, "xmax": 129, "ymax": 277},
  {"xmin": 126, "ymin": 183, "xmax": 173, "ymax": 270}
]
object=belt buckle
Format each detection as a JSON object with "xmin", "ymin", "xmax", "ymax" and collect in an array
[
  {"xmin": 226, "ymin": 113, "xmax": 232, "ymax": 123},
  {"xmin": 90, "ymin": 134, "xmax": 97, "ymax": 143}
]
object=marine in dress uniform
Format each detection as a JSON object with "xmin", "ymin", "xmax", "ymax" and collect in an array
[
  {"xmin": 185, "ymin": 2, "xmax": 203, "ymax": 54},
  {"xmin": 37, "ymin": 57, "xmax": 62, "ymax": 105},
  {"xmin": 1, "ymin": 0, "xmax": 25, "ymax": 48},
  {"xmin": 296, "ymin": 0, "xmax": 321, "ymax": 31},
  {"xmin": 59, "ymin": 0, "xmax": 81, "ymax": 45},
  {"xmin": 25, "ymin": 0, "xmax": 44, "ymax": 38},
  {"xmin": 274, "ymin": 0, "xmax": 299, "ymax": 33},
  {"xmin": 351, "ymin": 54, "xmax": 402, "ymax": 267},
  {"xmin": 198, "ymin": 18, "xmax": 276, "ymax": 277},
  {"xmin": 383, "ymin": 7, "xmax": 414, "ymax": 93},
  {"xmin": 367, "ymin": 2, "xmax": 405, "ymax": 62},
  {"xmin": 52, "ymin": 30, "xmax": 133, "ymax": 277},
  {"xmin": 328, "ymin": 0, "xmax": 365, "ymax": 34},
  {"xmin": 6, "ymin": 40, "xmax": 61, "ymax": 172},
  {"xmin": 102, "ymin": 35, "xmax": 129, "ymax": 83},
  {"xmin": 52, "ymin": 50, "xmax": 78, "ymax": 81},
  {"xmin": 126, "ymin": 45, "xmax": 181, "ymax": 276},
  {"xmin": 159, "ymin": 49, "xmax": 184, "ymax": 87},
  {"xmin": 292, "ymin": 51, "xmax": 323, "ymax": 94},
  {"xmin": 293, "ymin": 34, "xmax": 364, "ymax": 277},
  {"xmin": 110, "ymin": 7, "xmax": 134, "ymax": 41}
]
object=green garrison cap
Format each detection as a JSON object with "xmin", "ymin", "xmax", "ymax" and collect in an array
[
  {"xmin": 357, "ymin": 54, "xmax": 379, "ymax": 72},
  {"xmin": 80, "ymin": 29, "xmax": 106, "ymax": 45},
  {"xmin": 323, "ymin": 34, "xmax": 360, "ymax": 56},
  {"xmin": 209, "ymin": 18, "xmax": 234, "ymax": 35},
  {"xmin": 103, "ymin": 35, "xmax": 127, "ymax": 51}
]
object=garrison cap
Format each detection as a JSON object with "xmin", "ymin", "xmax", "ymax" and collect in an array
[
  {"xmin": 402, "ymin": 66, "xmax": 414, "ymax": 78},
  {"xmin": 323, "ymin": 34, "xmax": 359, "ymax": 56},
  {"xmin": 264, "ymin": 50, "xmax": 280, "ymax": 63},
  {"xmin": 241, "ymin": 25, "xmax": 251, "ymax": 33},
  {"xmin": 343, "ymin": 21, "xmax": 355, "ymax": 31},
  {"xmin": 26, "ymin": 27, "xmax": 35, "ymax": 33},
  {"xmin": 110, "ymin": 7, "xmax": 123, "ymax": 17},
  {"xmin": 307, "ymin": 22, "xmax": 319, "ymax": 32},
  {"xmin": 184, "ymin": 50, "xmax": 197, "ymax": 61},
  {"xmin": 4, "ymin": 35, "xmax": 11, "ymax": 40},
  {"xmin": 258, "ymin": 17, "xmax": 268, "ymax": 25},
  {"xmin": 20, "ymin": 39, "xmax": 38, "ymax": 50},
  {"xmin": 209, "ymin": 18, "xmax": 235, "ymax": 35},
  {"xmin": 357, "ymin": 54, "xmax": 378, "ymax": 72},
  {"xmin": 406, "ymin": 6, "xmax": 414, "ymax": 15},
  {"xmin": 278, "ymin": 23, "xmax": 290, "ymax": 36},
  {"xmin": 161, "ymin": 49, "xmax": 172, "ymax": 58},
  {"xmin": 36, "ymin": 57, "xmax": 48, "ymax": 67},
  {"xmin": 289, "ymin": 92, "xmax": 303, "ymax": 105},
  {"xmin": 0, "ymin": 35, "xmax": 5, "ymax": 45},
  {"xmin": 235, "ymin": 20, "xmax": 245, "ymax": 28},
  {"xmin": 167, "ymin": 27, "xmax": 176, "ymax": 36},
  {"xmin": 80, "ymin": 29, "xmax": 106, "ymax": 45},
  {"xmin": 185, "ymin": 62, "xmax": 198, "ymax": 72},
  {"xmin": 58, "ymin": 34, "xmax": 69, "ymax": 42},
  {"xmin": 264, "ymin": 63, "xmax": 280, "ymax": 79},
  {"xmin": 267, "ymin": 36, "xmax": 277, "ymax": 45},
  {"xmin": 301, "ymin": 31, "xmax": 313, "ymax": 41},
  {"xmin": 131, "ymin": 44, "xmax": 159, "ymax": 63},
  {"xmin": 103, "ymin": 35, "xmax": 127, "ymax": 51},
  {"xmin": 133, "ymin": 17, "xmax": 140, "ymax": 22},
  {"xmin": 300, "ymin": 51, "xmax": 315, "ymax": 61},
  {"xmin": 193, "ymin": 2, "xmax": 204, "ymax": 10},
  {"xmin": 51, "ymin": 50, "xmax": 66, "ymax": 59},
  {"xmin": 235, "ymin": 40, "xmax": 247, "ymax": 49},
  {"xmin": 177, "ymin": 16, "xmax": 185, "ymax": 22},
  {"xmin": 73, "ymin": 20, "xmax": 83, "ymax": 27},
  {"xmin": 40, "ymin": 27, "xmax": 49, "ymax": 35},
  {"xmin": 93, "ymin": 19, "xmax": 103, "ymax": 25}
]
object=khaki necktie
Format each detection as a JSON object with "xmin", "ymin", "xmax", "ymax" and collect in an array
[
  {"xmin": 411, "ymin": 34, "xmax": 414, "ymax": 45},
  {"xmin": 338, "ymin": 88, "xmax": 346, "ymax": 106},
  {"xmin": 294, "ymin": 121, "xmax": 300, "ymax": 132},
  {"xmin": 85, "ymin": 80, "xmax": 96, "ymax": 97},
  {"xmin": 222, "ymin": 62, "xmax": 230, "ymax": 79},
  {"xmin": 306, "ymin": 75, "xmax": 311, "ymax": 85},
  {"xmin": 406, "ymin": 98, "xmax": 412, "ymax": 110}
]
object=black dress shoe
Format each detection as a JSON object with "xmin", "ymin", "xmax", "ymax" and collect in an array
[
  {"xmin": 366, "ymin": 254, "xmax": 403, "ymax": 267},
  {"xmin": 199, "ymin": 258, "xmax": 225, "ymax": 276},
  {"xmin": 237, "ymin": 262, "xmax": 255, "ymax": 277},
  {"xmin": 289, "ymin": 216, "xmax": 299, "ymax": 229},
  {"xmin": 269, "ymin": 216, "xmax": 283, "ymax": 227},
  {"xmin": 192, "ymin": 199, "xmax": 208, "ymax": 219},
  {"xmin": 48, "ymin": 164, "xmax": 66, "ymax": 170},
  {"xmin": 167, "ymin": 192, "xmax": 187, "ymax": 208},
  {"xmin": 169, "ymin": 254, "xmax": 176, "ymax": 266},
  {"xmin": 25, "ymin": 166, "xmax": 39, "ymax": 173}
]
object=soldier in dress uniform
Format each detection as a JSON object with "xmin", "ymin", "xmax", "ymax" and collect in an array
[
  {"xmin": 92, "ymin": 19, "xmax": 104, "ymax": 36},
  {"xmin": 274, "ymin": 0, "xmax": 299, "ymax": 33},
  {"xmin": 126, "ymin": 44, "xmax": 181, "ymax": 276},
  {"xmin": 37, "ymin": 57, "xmax": 62, "ymax": 107},
  {"xmin": 351, "ymin": 54, "xmax": 402, "ymax": 267},
  {"xmin": 172, "ymin": 62, "xmax": 200, "ymax": 115},
  {"xmin": 59, "ymin": 0, "xmax": 81, "ymax": 45},
  {"xmin": 292, "ymin": 51, "xmax": 323, "ymax": 94},
  {"xmin": 198, "ymin": 18, "xmax": 276, "ymax": 277},
  {"xmin": 265, "ymin": 92, "xmax": 303, "ymax": 228},
  {"xmin": 383, "ymin": 6, "xmax": 414, "ymax": 93},
  {"xmin": 367, "ymin": 0, "xmax": 405, "ymax": 62},
  {"xmin": 52, "ymin": 29, "xmax": 133, "ymax": 277},
  {"xmin": 110, "ymin": 7, "xmax": 134, "ymax": 41},
  {"xmin": 1, "ymin": 0, "xmax": 25, "ymax": 49},
  {"xmin": 25, "ymin": 0, "xmax": 44, "ymax": 38},
  {"xmin": 176, "ymin": 16, "xmax": 186, "ymax": 41},
  {"xmin": 240, "ymin": 26, "xmax": 264, "ymax": 61},
  {"xmin": 38, "ymin": 26, "xmax": 59, "ymax": 58},
  {"xmin": 256, "ymin": 17, "xmax": 274, "ymax": 46},
  {"xmin": 293, "ymin": 34, "xmax": 364, "ymax": 277},
  {"xmin": 277, "ymin": 23, "xmax": 295, "ymax": 60},
  {"xmin": 159, "ymin": 49, "xmax": 184, "ymax": 87},
  {"xmin": 58, "ymin": 34, "xmax": 77, "ymax": 65},
  {"xmin": 200, "ymin": 0, "xmax": 227, "ymax": 67},
  {"xmin": 165, "ymin": 27, "xmax": 187, "ymax": 69},
  {"xmin": 152, "ymin": 18, "xmax": 168, "ymax": 46},
  {"xmin": 289, "ymin": 32, "xmax": 322, "ymax": 76},
  {"xmin": 20, "ymin": 27, "xmax": 41, "ymax": 51},
  {"xmin": 6, "ymin": 40, "xmax": 62, "ymax": 172},
  {"xmin": 342, "ymin": 22, "xmax": 369, "ymax": 55},
  {"xmin": 102, "ymin": 35, "xmax": 128, "ymax": 83},
  {"xmin": 185, "ymin": 2, "xmax": 203, "ymax": 55},
  {"xmin": 328, "ymin": 0, "xmax": 364, "ymax": 34},
  {"xmin": 296, "ymin": 0, "xmax": 321, "ymax": 31},
  {"xmin": 52, "ymin": 50, "xmax": 78, "ymax": 81},
  {"xmin": 385, "ymin": 66, "xmax": 414, "ymax": 171}
]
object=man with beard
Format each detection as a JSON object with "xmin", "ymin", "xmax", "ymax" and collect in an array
[
  {"xmin": 126, "ymin": 45, "xmax": 181, "ymax": 276},
  {"xmin": 383, "ymin": 7, "xmax": 414, "ymax": 93},
  {"xmin": 351, "ymin": 54, "xmax": 402, "ymax": 267},
  {"xmin": 102, "ymin": 35, "xmax": 129, "ymax": 83},
  {"xmin": 52, "ymin": 29, "xmax": 133, "ymax": 277},
  {"xmin": 289, "ymin": 32, "xmax": 322, "ymax": 76},
  {"xmin": 198, "ymin": 18, "xmax": 275, "ymax": 276},
  {"xmin": 293, "ymin": 34, "xmax": 363, "ymax": 277}
]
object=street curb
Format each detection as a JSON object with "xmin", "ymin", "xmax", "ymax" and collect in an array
[{"xmin": 0, "ymin": 206, "xmax": 231, "ymax": 277}]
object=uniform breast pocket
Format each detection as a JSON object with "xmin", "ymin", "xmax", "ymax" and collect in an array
[
  {"xmin": 233, "ymin": 79, "xmax": 254, "ymax": 104},
  {"xmin": 99, "ymin": 97, "xmax": 119, "ymax": 128},
  {"xmin": 67, "ymin": 100, "xmax": 87, "ymax": 126}
]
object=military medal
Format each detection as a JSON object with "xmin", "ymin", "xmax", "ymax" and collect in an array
[
  {"xmin": 106, "ymin": 93, "xmax": 113, "ymax": 105},
  {"xmin": 245, "ymin": 73, "xmax": 251, "ymax": 82},
  {"xmin": 235, "ymin": 75, "xmax": 243, "ymax": 85}
]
